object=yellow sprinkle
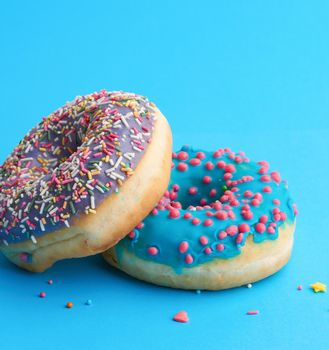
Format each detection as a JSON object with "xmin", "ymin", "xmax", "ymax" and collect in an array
[
  {"xmin": 63, "ymin": 201, "xmax": 67, "ymax": 209},
  {"xmin": 310, "ymin": 282, "xmax": 326, "ymax": 293},
  {"xmin": 87, "ymin": 172, "xmax": 92, "ymax": 180},
  {"xmin": 42, "ymin": 218, "xmax": 46, "ymax": 224},
  {"xmin": 89, "ymin": 209, "xmax": 97, "ymax": 214}
]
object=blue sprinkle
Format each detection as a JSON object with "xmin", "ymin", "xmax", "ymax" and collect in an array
[{"xmin": 85, "ymin": 299, "xmax": 92, "ymax": 306}]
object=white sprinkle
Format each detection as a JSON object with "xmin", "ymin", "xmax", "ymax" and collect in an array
[
  {"xmin": 90, "ymin": 196, "xmax": 95, "ymax": 209},
  {"xmin": 30, "ymin": 235, "xmax": 37, "ymax": 244},
  {"xmin": 64, "ymin": 220, "xmax": 70, "ymax": 228},
  {"xmin": 247, "ymin": 283, "xmax": 253, "ymax": 289},
  {"xmin": 133, "ymin": 146, "xmax": 142, "ymax": 152},
  {"xmin": 2, "ymin": 239, "xmax": 8, "ymax": 246},
  {"xmin": 40, "ymin": 221, "xmax": 45, "ymax": 231},
  {"xmin": 49, "ymin": 207, "xmax": 58, "ymax": 215},
  {"xmin": 40, "ymin": 202, "xmax": 45, "ymax": 214},
  {"xmin": 96, "ymin": 185, "xmax": 105, "ymax": 193}
]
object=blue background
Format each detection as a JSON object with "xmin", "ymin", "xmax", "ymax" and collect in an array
[{"xmin": 0, "ymin": 1, "xmax": 328, "ymax": 349}]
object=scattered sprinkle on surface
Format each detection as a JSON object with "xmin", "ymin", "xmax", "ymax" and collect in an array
[
  {"xmin": 310, "ymin": 282, "xmax": 326, "ymax": 293},
  {"xmin": 173, "ymin": 311, "xmax": 189, "ymax": 323}
]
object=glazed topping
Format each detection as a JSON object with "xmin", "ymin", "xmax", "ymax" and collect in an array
[
  {"xmin": 117, "ymin": 146, "xmax": 298, "ymax": 271},
  {"xmin": 0, "ymin": 90, "xmax": 156, "ymax": 245}
]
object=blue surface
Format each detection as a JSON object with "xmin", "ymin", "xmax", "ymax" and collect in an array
[{"xmin": 0, "ymin": 1, "xmax": 328, "ymax": 349}]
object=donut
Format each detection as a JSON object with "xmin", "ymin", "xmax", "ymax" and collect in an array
[
  {"xmin": 103, "ymin": 146, "xmax": 298, "ymax": 290},
  {"xmin": 0, "ymin": 90, "xmax": 172, "ymax": 272}
]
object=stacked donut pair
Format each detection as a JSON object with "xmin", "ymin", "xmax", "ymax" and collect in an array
[{"xmin": 0, "ymin": 90, "xmax": 297, "ymax": 290}]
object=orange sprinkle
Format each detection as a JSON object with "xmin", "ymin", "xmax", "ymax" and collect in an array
[{"xmin": 66, "ymin": 302, "xmax": 73, "ymax": 309}]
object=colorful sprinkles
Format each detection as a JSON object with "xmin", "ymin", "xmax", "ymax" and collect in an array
[
  {"xmin": 0, "ymin": 90, "xmax": 157, "ymax": 253},
  {"xmin": 115, "ymin": 146, "xmax": 297, "ymax": 270}
]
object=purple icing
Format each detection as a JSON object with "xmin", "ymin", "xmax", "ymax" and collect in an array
[{"xmin": 0, "ymin": 90, "xmax": 156, "ymax": 245}]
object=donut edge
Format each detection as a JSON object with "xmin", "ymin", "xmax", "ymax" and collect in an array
[
  {"xmin": 103, "ymin": 221, "xmax": 296, "ymax": 290},
  {"xmin": 0, "ymin": 108, "xmax": 173, "ymax": 272}
]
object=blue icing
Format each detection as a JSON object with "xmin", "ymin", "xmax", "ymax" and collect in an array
[{"xmin": 115, "ymin": 147, "xmax": 296, "ymax": 272}]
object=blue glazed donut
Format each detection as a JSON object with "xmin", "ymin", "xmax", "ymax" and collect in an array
[{"xmin": 103, "ymin": 146, "xmax": 298, "ymax": 290}]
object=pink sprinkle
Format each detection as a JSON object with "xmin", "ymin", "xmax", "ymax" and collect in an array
[
  {"xmin": 280, "ymin": 212, "xmax": 287, "ymax": 221},
  {"xmin": 262, "ymin": 186, "xmax": 272, "ymax": 193},
  {"xmin": 213, "ymin": 202, "xmax": 222, "ymax": 210},
  {"xmin": 274, "ymin": 214, "xmax": 281, "ymax": 221},
  {"xmin": 39, "ymin": 292, "xmax": 46, "ymax": 298},
  {"xmin": 185, "ymin": 254, "xmax": 194, "ymax": 264},
  {"xmin": 204, "ymin": 247, "xmax": 212, "ymax": 255},
  {"xmin": 128, "ymin": 231, "xmax": 136, "ymax": 239},
  {"xmin": 255, "ymin": 223, "xmax": 266, "ymax": 233},
  {"xmin": 273, "ymin": 208, "xmax": 280, "ymax": 214},
  {"xmin": 188, "ymin": 187, "xmax": 197, "ymax": 195},
  {"xmin": 259, "ymin": 215, "xmax": 268, "ymax": 223},
  {"xmin": 254, "ymin": 193, "xmax": 263, "ymax": 201},
  {"xmin": 183, "ymin": 212, "xmax": 192, "ymax": 219},
  {"xmin": 293, "ymin": 203, "xmax": 299, "ymax": 215},
  {"xmin": 196, "ymin": 151, "xmax": 206, "ymax": 159},
  {"xmin": 244, "ymin": 190, "xmax": 253, "ymax": 198},
  {"xmin": 212, "ymin": 150, "xmax": 222, "ymax": 158},
  {"xmin": 251, "ymin": 199, "xmax": 260, "ymax": 207},
  {"xmin": 258, "ymin": 167, "xmax": 267, "ymax": 174},
  {"xmin": 242, "ymin": 204, "xmax": 250, "ymax": 211},
  {"xmin": 242, "ymin": 211, "xmax": 253, "ymax": 220},
  {"xmin": 258, "ymin": 160, "xmax": 269, "ymax": 168},
  {"xmin": 218, "ymin": 231, "xmax": 227, "ymax": 239},
  {"xmin": 234, "ymin": 155, "xmax": 242, "ymax": 163},
  {"xmin": 205, "ymin": 161, "xmax": 215, "ymax": 170},
  {"xmin": 216, "ymin": 243, "xmax": 225, "ymax": 251},
  {"xmin": 203, "ymin": 219, "xmax": 213, "ymax": 227},
  {"xmin": 247, "ymin": 310, "xmax": 259, "ymax": 315},
  {"xmin": 239, "ymin": 223, "xmax": 250, "ymax": 233},
  {"xmin": 267, "ymin": 226, "xmax": 275, "ymax": 234},
  {"xmin": 260, "ymin": 175, "xmax": 271, "ymax": 182},
  {"xmin": 177, "ymin": 162, "xmax": 188, "ymax": 172},
  {"xmin": 178, "ymin": 241, "xmax": 189, "ymax": 253},
  {"xmin": 223, "ymin": 172, "xmax": 232, "ymax": 180},
  {"xmin": 148, "ymin": 247, "xmax": 158, "ymax": 255},
  {"xmin": 226, "ymin": 225, "xmax": 238, "ymax": 236},
  {"xmin": 209, "ymin": 189, "xmax": 217, "ymax": 197},
  {"xmin": 151, "ymin": 208, "xmax": 158, "ymax": 215},
  {"xmin": 200, "ymin": 198, "xmax": 207, "ymax": 206},
  {"xmin": 236, "ymin": 233, "xmax": 244, "ymax": 244},
  {"xmin": 216, "ymin": 160, "xmax": 226, "ymax": 169},
  {"xmin": 297, "ymin": 285, "xmax": 303, "ymax": 291},
  {"xmin": 136, "ymin": 222, "xmax": 144, "ymax": 229},
  {"xmin": 271, "ymin": 171, "xmax": 281, "ymax": 183},
  {"xmin": 192, "ymin": 218, "xmax": 201, "ymax": 225},
  {"xmin": 177, "ymin": 151, "xmax": 188, "ymax": 160},
  {"xmin": 273, "ymin": 199, "xmax": 280, "ymax": 205},
  {"xmin": 169, "ymin": 209, "xmax": 180, "ymax": 219},
  {"xmin": 199, "ymin": 236, "xmax": 209, "ymax": 245},
  {"xmin": 48, "ymin": 280, "xmax": 53, "ymax": 285},
  {"xmin": 203, "ymin": 176, "xmax": 212, "ymax": 184},
  {"xmin": 215, "ymin": 210, "xmax": 228, "ymax": 220},
  {"xmin": 190, "ymin": 158, "xmax": 201, "ymax": 166},
  {"xmin": 224, "ymin": 164, "xmax": 236, "ymax": 173},
  {"xmin": 173, "ymin": 311, "xmax": 189, "ymax": 323}
]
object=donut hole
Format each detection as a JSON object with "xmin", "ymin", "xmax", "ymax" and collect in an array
[{"xmin": 16, "ymin": 113, "xmax": 89, "ymax": 189}]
